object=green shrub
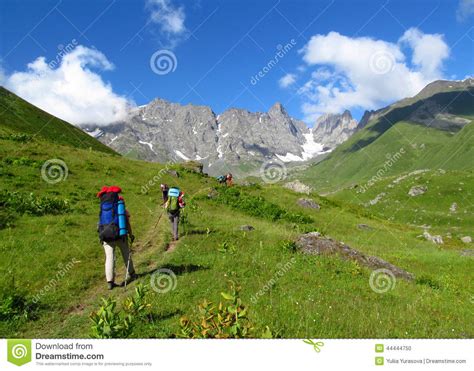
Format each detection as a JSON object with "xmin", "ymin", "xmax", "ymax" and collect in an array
[
  {"xmin": 123, "ymin": 284, "xmax": 151, "ymax": 319},
  {"xmin": 90, "ymin": 284, "xmax": 151, "ymax": 338},
  {"xmin": 1, "ymin": 133, "xmax": 32, "ymax": 143},
  {"xmin": 2, "ymin": 156, "xmax": 41, "ymax": 168},
  {"xmin": 0, "ymin": 292, "xmax": 38, "ymax": 322},
  {"xmin": 218, "ymin": 241, "xmax": 236, "ymax": 254},
  {"xmin": 0, "ymin": 190, "xmax": 71, "ymax": 216},
  {"xmin": 177, "ymin": 282, "xmax": 272, "ymax": 339},
  {"xmin": 0, "ymin": 209, "xmax": 15, "ymax": 229},
  {"xmin": 90, "ymin": 297, "xmax": 133, "ymax": 339},
  {"xmin": 212, "ymin": 187, "xmax": 313, "ymax": 224},
  {"xmin": 416, "ymin": 276, "xmax": 442, "ymax": 290},
  {"xmin": 280, "ymin": 240, "xmax": 297, "ymax": 252}
]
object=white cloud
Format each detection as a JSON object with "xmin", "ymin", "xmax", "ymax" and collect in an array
[
  {"xmin": 297, "ymin": 28, "xmax": 450, "ymax": 122},
  {"xmin": 147, "ymin": 0, "xmax": 187, "ymax": 47},
  {"xmin": 457, "ymin": 0, "xmax": 474, "ymax": 22},
  {"xmin": 279, "ymin": 73, "xmax": 296, "ymax": 88},
  {"xmin": 399, "ymin": 28, "xmax": 449, "ymax": 78},
  {"xmin": 2, "ymin": 46, "xmax": 133, "ymax": 126}
]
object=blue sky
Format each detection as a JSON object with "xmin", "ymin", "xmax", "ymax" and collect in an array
[{"xmin": 1, "ymin": 0, "xmax": 473, "ymax": 126}]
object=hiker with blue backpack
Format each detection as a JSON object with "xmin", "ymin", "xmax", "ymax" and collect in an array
[
  {"xmin": 97, "ymin": 186, "xmax": 137, "ymax": 290},
  {"xmin": 163, "ymin": 186, "xmax": 185, "ymax": 241}
]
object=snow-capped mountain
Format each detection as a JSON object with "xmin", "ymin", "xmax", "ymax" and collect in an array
[{"xmin": 90, "ymin": 99, "xmax": 359, "ymax": 176}]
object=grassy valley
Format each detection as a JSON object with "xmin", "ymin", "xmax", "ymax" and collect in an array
[{"xmin": 0, "ymin": 87, "xmax": 473, "ymax": 339}]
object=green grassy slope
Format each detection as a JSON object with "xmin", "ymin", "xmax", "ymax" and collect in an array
[
  {"xmin": 0, "ymin": 134, "xmax": 472, "ymax": 339},
  {"xmin": 0, "ymin": 87, "xmax": 116, "ymax": 154},
  {"xmin": 327, "ymin": 169, "xmax": 474, "ymax": 237},
  {"xmin": 298, "ymin": 89, "xmax": 474, "ymax": 192}
]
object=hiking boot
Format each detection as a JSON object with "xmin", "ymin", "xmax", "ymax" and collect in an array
[
  {"xmin": 124, "ymin": 272, "xmax": 138, "ymax": 285},
  {"xmin": 107, "ymin": 281, "xmax": 116, "ymax": 290}
]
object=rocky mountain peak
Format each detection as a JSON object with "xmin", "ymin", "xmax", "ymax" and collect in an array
[
  {"xmin": 94, "ymin": 98, "xmax": 359, "ymax": 176},
  {"xmin": 268, "ymin": 102, "xmax": 287, "ymax": 117},
  {"xmin": 312, "ymin": 111, "xmax": 359, "ymax": 148}
]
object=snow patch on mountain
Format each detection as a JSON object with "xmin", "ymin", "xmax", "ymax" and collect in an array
[
  {"xmin": 277, "ymin": 130, "xmax": 327, "ymax": 162},
  {"xmin": 139, "ymin": 140, "xmax": 156, "ymax": 154},
  {"xmin": 175, "ymin": 150, "xmax": 190, "ymax": 160}
]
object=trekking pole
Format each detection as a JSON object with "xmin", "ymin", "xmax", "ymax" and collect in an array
[
  {"xmin": 142, "ymin": 209, "xmax": 165, "ymax": 249},
  {"xmin": 124, "ymin": 239, "xmax": 133, "ymax": 289},
  {"xmin": 182, "ymin": 208, "xmax": 187, "ymax": 236}
]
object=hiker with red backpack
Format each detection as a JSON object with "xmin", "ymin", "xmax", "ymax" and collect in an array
[
  {"xmin": 164, "ymin": 186, "xmax": 185, "ymax": 241},
  {"xmin": 160, "ymin": 183, "xmax": 169, "ymax": 203},
  {"xmin": 97, "ymin": 186, "xmax": 137, "ymax": 290},
  {"xmin": 226, "ymin": 173, "xmax": 233, "ymax": 187}
]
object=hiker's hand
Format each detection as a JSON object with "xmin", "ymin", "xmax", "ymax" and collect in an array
[{"xmin": 130, "ymin": 234, "xmax": 135, "ymax": 243}]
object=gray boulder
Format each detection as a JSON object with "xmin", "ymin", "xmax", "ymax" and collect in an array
[
  {"xmin": 297, "ymin": 198, "xmax": 320, "ymax": 210},
  {"xmin": 408, "ymin": 185, "xmax": 427, "ymax": 197},
  {"xmin": 461, "ymin": 236, "xmax": 472, "ymax": 244},
  {"xmin": 295, "ymin": 233, "xmax": 414, "ymax": 280},
  {"xmin": 240, "ymin": 225, "xmax": 255, "ymax": 231},
  {"xmin": 284, "ymin": 180, "xmax": 312, "ymax": 194},
  {"xmin": 422, "ymin": 231, "xmax": 443, "ymax": 244}
]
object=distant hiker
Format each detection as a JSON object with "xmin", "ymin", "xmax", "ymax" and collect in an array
[
  {"xmin": 217, "ymin": 175, "xmax": 227, "ymax": 185},
  {"xmin": 97, "ymin": 186, "xmax": 137, "ymax": 290},
  {"xmin": 164, "ymin": 186, "xmax": 185, "ymax": 241},
  {"xmin": 226, "ymin": 173, "xmax": 233, "ymax": 187},
  {"xmin": 160, "ymin": 183, "xmax": 169, "ymax": 204}
]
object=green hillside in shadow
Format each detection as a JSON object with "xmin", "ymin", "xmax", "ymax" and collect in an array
[{"xmin": 0, "ymin": 87, "xmax": 116, "ymax": 155}]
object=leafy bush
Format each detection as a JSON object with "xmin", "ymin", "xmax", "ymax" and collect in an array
[
  {"xmin": 0, "ymin": 190, "xmax": 71, "ymax": 216},
  {"xmin": 177, "ymin": 282, "xmax": 272, "ymax": 339},
  {"xmin": 90, "ymin": 298, "xmax": 133, "ymax": 339},
  {"xmin": 90, "ymin": 284, "xmax": 151, "ymax": 338},
  {"xmin": 217, "ymin": 241, "xmax": 236, "ymax": 254},
  {"xmin": 0, "ymin": 209, "xmax": 15, "ymax": 229},
  {"xmin": 416, "ymin": 275, "xmax": 441, "ymax": 290},
  {"xmin": 0, "ymin": 292, "xmax": 38, "ymax": 322},
  {"xmin": 2, "ymin": 156, "xmax": 41, "ymax": 168},
  {"xmin": 0, "ymin": 274, "xmax": 38, "ymax": 323},
  {"xmin": 123, "ymin": 284, "xmax": 151, "ymax": 319},
  {"xmin": 212, "ymin": 187, "xmax": 313, "ymax": 224},
  {"xmin": 280, "ymin": 240, "xmax": 297, "ymax": 252},
  {"xmin": 1, "ymin": 133, "xmax": 32, "ymax": 143}
]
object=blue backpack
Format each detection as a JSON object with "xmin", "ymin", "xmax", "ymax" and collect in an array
[{"xmin": 98, "ymin": 191, "xmax": 127, "ymax": 242}]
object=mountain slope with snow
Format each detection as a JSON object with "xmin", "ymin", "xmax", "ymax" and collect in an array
[{"xmin": 92, "ymin": 99, "xmax": 359, "ymax": 176}]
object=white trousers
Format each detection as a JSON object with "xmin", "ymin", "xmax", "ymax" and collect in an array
[{"xmin": 102, "ymin": 238, "xmax": 135, "ymax": 282}]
